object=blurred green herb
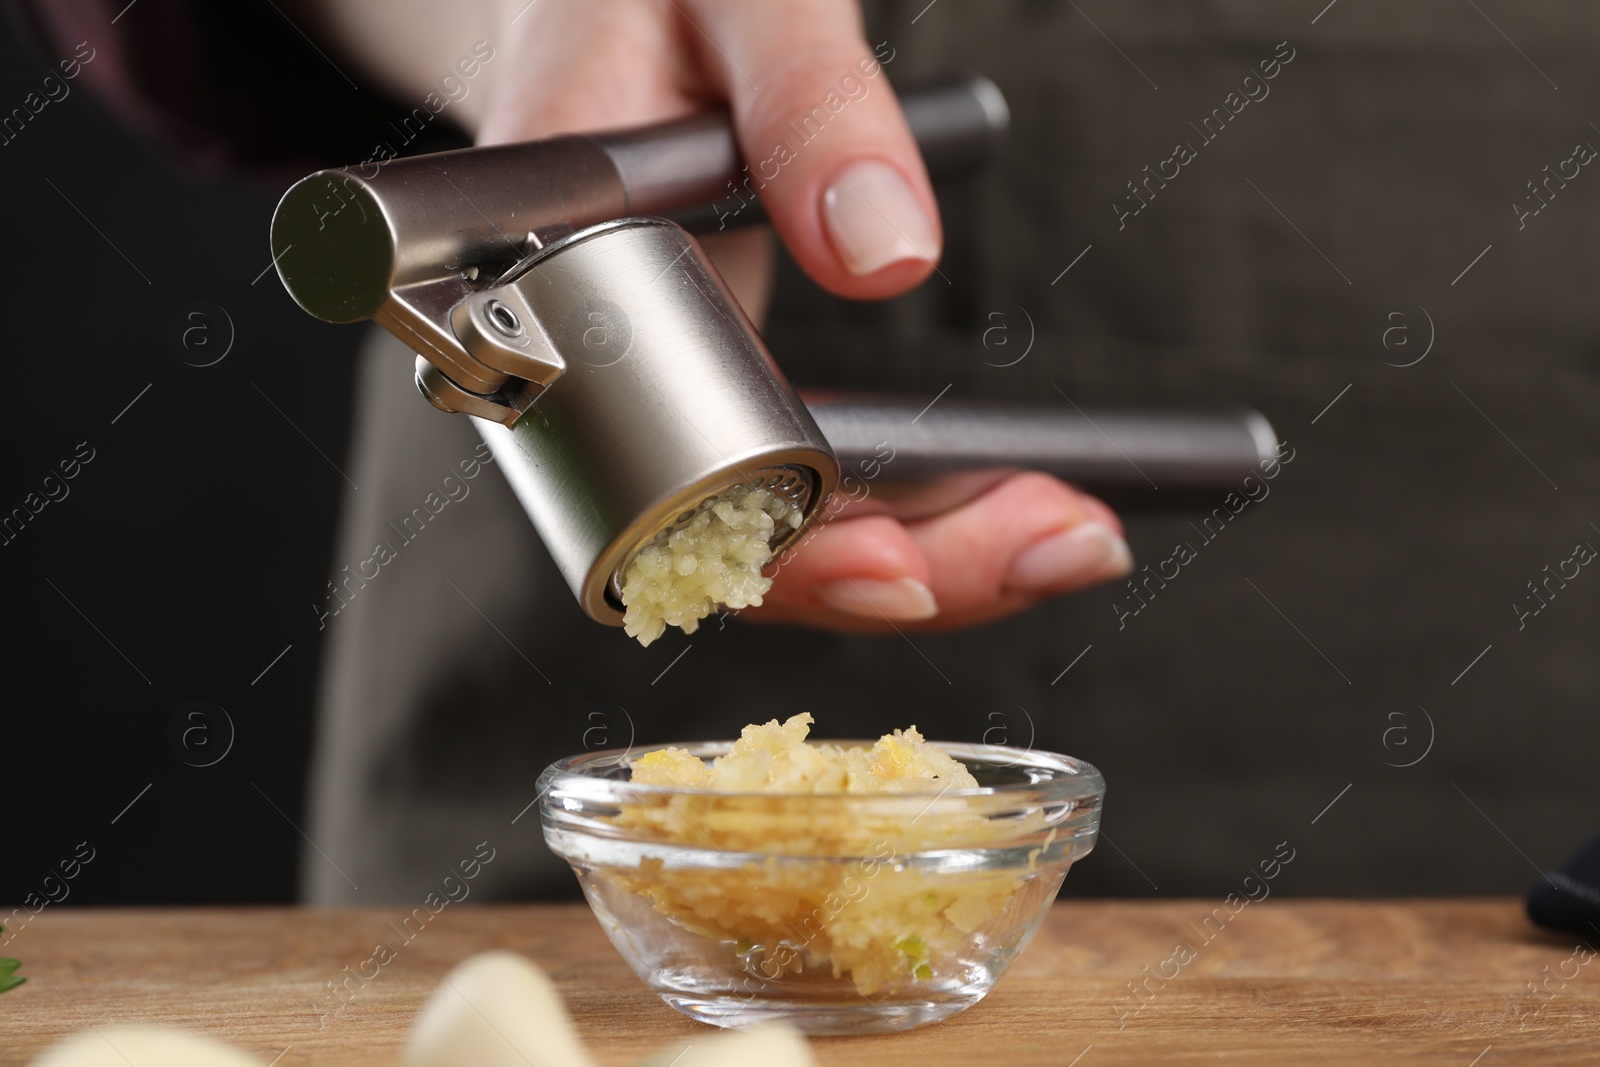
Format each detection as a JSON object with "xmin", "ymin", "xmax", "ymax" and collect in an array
[{"xmin": 0, "ymin": 926, "xmax": 23, "ymax": 995}]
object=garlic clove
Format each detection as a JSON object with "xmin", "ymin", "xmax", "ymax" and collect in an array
[
  {"xmin": 30, "ymin": 1026, "xmax": 266, "ymax": 1067},
  {"xmin": 401, "ymin": 951, "xmax": 594, "ymax": 1067},
  {"xmin": 632, "ymin": 1023, "xmax": 815, "ymax": 1067}
]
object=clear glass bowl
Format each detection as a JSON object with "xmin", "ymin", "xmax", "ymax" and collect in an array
[{"xmin": 538, "ymin": 740, "xmax": 1104, "ymax": 1034}]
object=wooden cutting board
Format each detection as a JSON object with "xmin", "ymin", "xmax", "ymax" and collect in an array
[{"xmin": 1, "ymin": 901, "xmax": 1593, "ymax": 1066}]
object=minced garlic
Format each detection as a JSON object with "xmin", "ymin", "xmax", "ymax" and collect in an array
[
  {"xmin": 614, "ymin": 716, "xmax": 1044, "ymax": 995},
  {"xmin": 620, "ymin": 482, "xmax": 801, "ymax": 646},
  {"xmin": 631, "ymin": 713, "xmax": 978, "ymax": 794}
]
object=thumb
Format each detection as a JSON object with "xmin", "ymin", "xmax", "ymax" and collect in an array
[{"xmin": 685, "ymin": 0, "xmax": 941, "ymax": 300}]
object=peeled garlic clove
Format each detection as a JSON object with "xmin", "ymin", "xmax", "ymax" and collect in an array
[
  {"xmin": 31, "ymin": 1026, "xmax": 266, "ymax": 1067},
  {"xmin": 401, "ymin": 951, "xmax": 594, "ymax": 1067},
  {"xmin": 633, "ymin": 1024, "xmax": 815, "ymax": 1067}
]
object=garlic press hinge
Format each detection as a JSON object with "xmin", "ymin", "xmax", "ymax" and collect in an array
[{"xmin": 413, "ymin": 253, "xmax": 576, "ymax": 427}]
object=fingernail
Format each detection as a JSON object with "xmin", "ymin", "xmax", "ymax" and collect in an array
[
  {"xmin": 822, "ymin": 160, "xmax": 939, "ymax": 275},
  {"xmin": 815, "ymin": 576, "xmax": 939, "ymax": 620},
  {"xmin": 1004, "ymin": 522, "xmax": 1134, "ymax": 593}
]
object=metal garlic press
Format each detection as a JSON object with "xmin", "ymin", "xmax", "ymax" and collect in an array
[{"xmin": 270, "ymin": 75, "xmax": 1276, "ymax": 627}]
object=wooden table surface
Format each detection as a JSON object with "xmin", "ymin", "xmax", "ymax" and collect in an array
[{"xmin": 2, "ymin": 901, "xmax": 1594, "ymax": 1066}]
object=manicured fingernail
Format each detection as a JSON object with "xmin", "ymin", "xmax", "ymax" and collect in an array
[
  {"xmin": 815, "ymin": 576, "xmax": 939, "ymax": 620},
  {"xmin": 1004, "ymin": 522, "xmax": 1134, "ymax": 593},
  {"xmin": 822, "ymin": 160, "xmax": 939, "ymax": 275}
]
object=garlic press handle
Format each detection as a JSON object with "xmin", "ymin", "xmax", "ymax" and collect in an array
[
  {"xmin": 805, "ymin": 393, "xmax": 1281, "ymax": 514},
  {"xmin": 270, "ymin": 74, "xmax": 1007, "ymax": 405}
]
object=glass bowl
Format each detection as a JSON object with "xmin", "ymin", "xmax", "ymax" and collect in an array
[{"xmin": 537, "ymin": 740, "xmax": 1104, "ymax": 1034}]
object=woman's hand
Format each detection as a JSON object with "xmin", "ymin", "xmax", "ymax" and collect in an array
[
  {"xmin": 752, "ymin": 472, "xmax": 1130, "ymax": 631},
  {"xmin": 307, "ymin": 0, "xmax": 1133, "ymax": 628}
]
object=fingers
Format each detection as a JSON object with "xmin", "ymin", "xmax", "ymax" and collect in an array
[
  {"xmin": 748, "ymin": 473, "xmax": 1132, "ymax": 632},
  {"xmin": 684, "ymin": 0, "xmax": 941, "ymax": 299},
  {"xmin": 758, "ymin": 514, "xmax": 936, "ymax": 625},
  {"xmin": 474, "ymin": 0, "xmax": 707, "ymax": 143},
  {"xmin": 905, "ymin": 472, "xmax": 1131, "ymax": 617},
  {"xmin": 473, "ymin": 0, "xmax": 939, "ymax": 299}
]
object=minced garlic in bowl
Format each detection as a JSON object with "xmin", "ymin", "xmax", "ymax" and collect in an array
[
  {"xmin": 537, "ymin": 716, "xmax": 1104, "ymax": 1033},
  {"xmin": 620, "ymin": 482, "xmax": 802, "ymax": 647}
]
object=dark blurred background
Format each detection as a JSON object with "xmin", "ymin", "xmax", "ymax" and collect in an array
[
  {"xmin": 0, "ymin": 7, "xmax": 368, "ymax": 903},
  {"xmin": 3, "ymin": 1, "xmax": 1596, "ymax": 909}
]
